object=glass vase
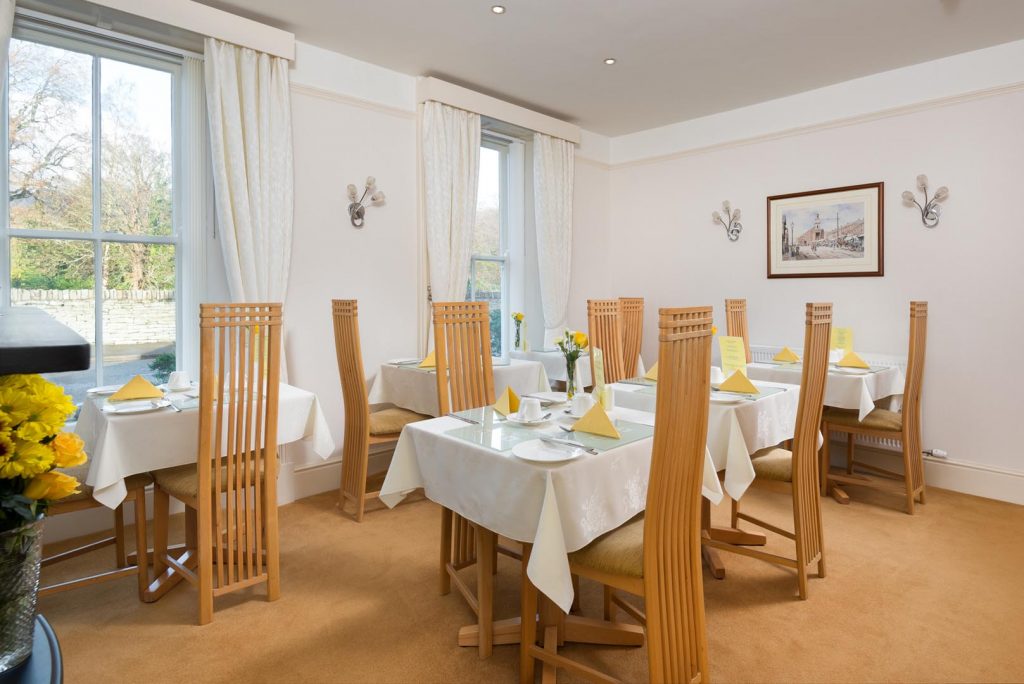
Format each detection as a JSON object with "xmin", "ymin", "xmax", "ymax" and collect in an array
[
  {"xmin": 0, "ymin": 517, "xmax": 43, "ymax": 674},
  {"xmin": 565, "ymin": 358, "xmax": 576, "ymax": 400}
]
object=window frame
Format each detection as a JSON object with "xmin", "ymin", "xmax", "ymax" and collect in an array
[
  {"xmin": 470, "ymin": 135, "xmax": 512, "ymax": 359},
  {"xmin": 1, "ymin": 17, "xmax": 184, "ymax": 390}
]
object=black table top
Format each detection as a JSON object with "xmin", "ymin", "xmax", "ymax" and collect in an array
[
  {"xmin": 0, "ymin": 615, "xmax": 62, "ymax": 684},
  {"xmin": 0, "ymin": 308, "xmax": 91, "ymax": 375}
]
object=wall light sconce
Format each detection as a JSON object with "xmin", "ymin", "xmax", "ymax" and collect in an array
[
  {"xmin": 711, "ymin": 201, "xmax": 742, "ymax": 241},
  {"xmin": 347, "ymin": 177, "xmax": 385, "ymax": 228},
  {"xmin": 902, "ymin": 175, "xmax": 948, "ymax": 228}
]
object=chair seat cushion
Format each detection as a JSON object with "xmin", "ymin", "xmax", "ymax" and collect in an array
[
  {"xmin": 368, "ymin": 407, "xmax": 430, "ymax": 436},
  {"xmin": 823, "ymin": 407, "xmax": 902, "ymax": 432},
  {"xmin": 568, "ymin": 514, "xmax": 645, "ymax": 579},
  {"xmin": 58, "ymin": 466, "xmax": 152, "ymax": 504},
  {"xmin": 751, "ymin": 446, "xmax": 793, "ymax": 483},
  {"xmin": 154, "ymin": 462, "xmax": 262, "ymax": 500}
]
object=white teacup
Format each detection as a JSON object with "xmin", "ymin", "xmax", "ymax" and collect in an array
[
  {"xmin": 710, "ymin": 367, "xmax": 726, "ymax": 385},
  {"xmin": 520, "ymin": 397, "xmax": 543, "ymax": 421},
  {"xmin": 167, "ymin": 370, "xmax": 191, "ymax": 391},
  {"xmin": 829, "ymin": 349, "xmax": 844, "ymax": 364},
  {"xmin": 571, "ymin": 392, "xmax": 595, "ymax": 416}
]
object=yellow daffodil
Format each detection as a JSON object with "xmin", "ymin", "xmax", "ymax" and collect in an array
[
  {"xmin": 0, "ymin": 430, "xmax": 14, "ymax": 464},
  {"xmin": 0, "ymin": 440, "xmax": 56, "ymax": 479},
  {"xmin": 574, "ymin": 331, "xmax": 589, "ymax": 349},
  {"xmin": 50, "ymin": 432, "xmax": 87, "ymax": 469},
  {"xmin": 512, "ymin": 312, "xmax": 524, "ymax": 322},
  {"xmin": 24, "ymin": 470, "xmax": 81, "ymax": 501},
  {"xmin": 712, "ymin": 326, "xmax": 718, "ymax": 335},
  {"xmin": 0, "ymin": 386, "xmax": 34, "ymax": 426}
]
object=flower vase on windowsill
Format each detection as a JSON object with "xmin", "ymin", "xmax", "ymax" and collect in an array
[
  {"xmin": 512, "ymin": 312, "xmax": 524, "ymax": 351},
  {"xmin": 555, "ymin": 330, "xmax": 588, "ymax": 400},
  {"xmin": 0, "ymin": 374, "xmax": 88, "ymax": 674}
]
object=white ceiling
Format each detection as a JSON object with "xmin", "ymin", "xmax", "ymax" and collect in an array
[{"xmin": 195, "ymin": 0, "xmax": 1024, "ymax": 136}]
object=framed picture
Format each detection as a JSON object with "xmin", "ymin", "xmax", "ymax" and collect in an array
[{"xmin": 767, "ymin": 182, "xmax": 883, "ymax": 278}]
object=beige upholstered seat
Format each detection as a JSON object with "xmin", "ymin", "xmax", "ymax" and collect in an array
[
  {"xmin": 751, "ymin": 447, "xmax": 793, "ymax": 482},
  {"xmin": 823, "ymin": 407, "xmax": 902, "ymax": 432},
  {"xmin": 567, "ymin": 514, "xmax": 644, "ymax": 578},
  {"xmin": 368, "ymin": 407, "xmax": 430, "ymax": 436},
  {"xmin": 153, "ymin": 461, "xmax": 264, "ymax": 500}
]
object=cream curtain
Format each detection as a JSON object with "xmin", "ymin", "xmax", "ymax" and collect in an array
[
  {"xmin": 204, "ymin": 37, "xmax": 293, "ymax": 305},
  {"xmin": 0, "ymin": 0, "xmax": 13, "ymax": 72},
  {"xmin": 533, "ymin": 133, "xmax": 575, "ymax": 345},
  {"xmin": 422, "ymin": 101, "xmax": 480, "ymax": 305}
]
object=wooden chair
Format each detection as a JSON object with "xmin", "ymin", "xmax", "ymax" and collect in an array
[
  {"xmin": 587, "ymin": 299, "xmax": 627, "ymax": 384},
  {"xmin": 148, "ymin": 303, "xmax": 283, "ymax": 624},
  {"xmin": 707, "ymin": 302, "xmax": 831, "ymax": 600},
  {"xmin": 521, "ymin": 306, "xmax": 713, "ymax": 684},
  {"xmin": 332, "ymin": 300, "xmax": 429, "ymax": 522},
  {"xmin": 431, "ymin": 301, "xmax": 507, "ymax": 656},
  {"xmin": 620, "ymin": 297, "xmax": 644, "ymax": 377},
  {"xmin": 40, "ymin": 471, "xmax": 151, "ymax": 600},
  {"xmin": 821, "ymin": 302, "xmax": 928, "ymax": 514},
  {"xmin": 724, "ymin": 298, "xmax": 752, "ymax": 363}
]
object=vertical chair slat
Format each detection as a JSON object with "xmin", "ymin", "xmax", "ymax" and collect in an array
[{"xmin": 725, "ymin": 298, "xmax": 752, "ymax": 363}]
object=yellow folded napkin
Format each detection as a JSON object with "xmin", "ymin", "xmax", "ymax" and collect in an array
[
  {"xmin": 571, "ymin": 403, "xmax": 621, "ymax": 439},
  {"xmin": 836, "ymin": 350, "xmax": 870, "ymax": 369},
  {"xmin": 108, "ymin": 375, "xmax": 163, "ymax": 402},
  {"xmin": 718, "ymin": 370, "xmax": 759, "ymax": 395},
  {"xmin": 644, "ymin": 362, "xmax": 658, "ymax": 381},
  {"xmin": 773, "ymin": 347, "xmax": 800, "ymax": 363},
  {"xmin": 494, "ymin": 386, "xmax": 520, "ymax": 416},
  {"xmin": 418, "ymin": 351, "xmax": 436, "ymax": 369}
]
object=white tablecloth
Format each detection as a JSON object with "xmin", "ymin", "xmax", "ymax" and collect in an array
[
  {"xmin": 611, "ymin": 378, "xmax": 801, "ymax": 500},
  {"xmin": 378, "ymin": 407, "xmax": 720, "ymax": 613},
  {"xmin": 367, "ymin": 359, "xmax": 551, "ymax": 417},
  {"xmin": 76, "ymin": 383, "xmax": 335, "ymax": 508},
  {"xmin": 744, "ymin": 362, "xmax": 904, "ymax": 421}
]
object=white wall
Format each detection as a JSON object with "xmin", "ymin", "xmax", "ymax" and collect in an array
[{"xmin": 579, "ymin": 79, "xmax": 1024, "ymax": 491}]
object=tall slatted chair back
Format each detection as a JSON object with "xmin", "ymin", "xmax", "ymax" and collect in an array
[
  {"xmin": 902, "ymin": 302, "xmax": 928, "ymax": 492},
  {"xmin": 587, "ymin": 299, "xmax": 627, "ymax": 384},
  {"xmin": 791, "ymin": 302, "xmax": 832, "ymax": 574},
  {"xmin": 620, "ymin": 297, "xmax": 645, "ymax": 377},
  {"xmin": 643, "ymin": 306, "xmax": 713, "ymax": 684},
  {"xmin": 197, "ymin": 303, "xmax": 283, "ymax": 608},
  {"xmin": 725, "ymin": 298, "xmax": 752, "ymax": 363},
  {"xmin": 332, "ymin": 300, "xmax": 372, "ymax": 519},
  {"xmin": 432, "ymin": 301, "xmax": 496, "ymax": 414}
]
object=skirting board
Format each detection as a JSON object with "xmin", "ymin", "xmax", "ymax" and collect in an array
[{"xmin": 828, "ymin": 440, "xmax": 1024, "ymax": 506}]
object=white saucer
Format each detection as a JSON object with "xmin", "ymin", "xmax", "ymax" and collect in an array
[
  {"xmin": 710, "ymin": 393, "xmax": 745, "ymax": 404},
  {"xmin": 505, "ymin": 412, "xmax": 550, "ymax": 426},
  {"xmin": 87, "ymin": 385, "xmax": 120, "ymax": 396},
  {"xmin": 833, "ymin": 367, "xmax": 870, "ymax": 375},
  {"xmin": 102, "ymin": 399, "xmax": 171, "ymax": 414},
  {"xmin": 512, "ymin": 439, "xmax": 583, "ymax": 463}
]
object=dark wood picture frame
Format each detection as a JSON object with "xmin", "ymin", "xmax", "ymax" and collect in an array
[{"xmin": 766, "ymin": 182, "xmax": 884, "ymax": 279}]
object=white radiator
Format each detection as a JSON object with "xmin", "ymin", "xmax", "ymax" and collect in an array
[{"xmin": 749, "ymin": 345, "xmax": 907, "ymax": 453}]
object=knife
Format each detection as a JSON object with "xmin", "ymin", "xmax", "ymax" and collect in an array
[
  {"xmin": 540, "ymin": 436, "xmax": 598, "ymax": 455},
  {"xmin": 446, "ymin": 412, "xmax": 480, "ymax": 424}
]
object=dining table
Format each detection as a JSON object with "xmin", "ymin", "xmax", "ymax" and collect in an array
[
  {"xmin": 509, "ymin": 349, "xmax": 593, "ymax": 389},
  {"xmin": 378, "ymin": 373, "xmax": 802, "ymax": 654},
  {"xmin": 367, "ymin": 358, "xmax": 551, "ymax": 417},
  {"xmin": 75, "ymin": 383, "xmax": 336, "ymax": 508},
  {"xmin": 744, "ymin": 360, "xmax": 903, "ymax": 420}
]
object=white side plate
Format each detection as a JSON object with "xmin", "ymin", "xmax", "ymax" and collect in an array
[
  {"xmin": 512, "ymin": 439, "xmax": 583, "ymax": 463},
  {"xmin": 102, "ymin": 399, "xmax": 171, "ymax": 414}
]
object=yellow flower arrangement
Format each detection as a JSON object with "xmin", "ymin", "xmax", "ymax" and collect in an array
[
  {"xmin": 0, "ymin": 374, "xmax": 86, "ymax": 533},
  {"xmin": 555, "ymin": 330, "xmax": 589, "ymax": 399}
]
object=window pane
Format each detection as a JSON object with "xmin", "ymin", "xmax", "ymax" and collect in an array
[
  {"xmin": 8, "ymin": 40, "xmax": 92, "ymax": 232},
  {"xmin": 471, "ymin": 259, "xmax": 503, "ymax": 357},
  {"xmin": 473, "ymin": 146, "xmax": 501, "ymax": 257},
  {"xmin": 10, "ymin": 237, "xmax": 96, "ymax": 403},
  {"xmin": 102, "ymin": 242, "xmax": 176, "ymax": 387},
  {"xmin": 101, "ymin": 59, "xmax": 173, "ymax": 236}
]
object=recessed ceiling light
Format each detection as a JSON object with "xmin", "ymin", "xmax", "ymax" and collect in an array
[
  {"xmin": 491, "ymin": 5, "xmax": 506, "ymax": 13},
  {"xmin": 604, "ymin": 58, "xmax": 617, "ymax": 65}
]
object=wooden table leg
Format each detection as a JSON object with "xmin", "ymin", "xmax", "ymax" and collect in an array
[{"xmin": 477, "ymin": 527, "xmax": 495, "ymax": 658}]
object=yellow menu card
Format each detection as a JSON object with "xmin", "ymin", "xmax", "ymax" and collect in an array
[
  {"xmin": 718, "ymin": 336, "xmax": 748, "ymax": 377},
  {"xmin": 571, "ymin": 403, "xmax": 621, "ymax": 439},
  {"xmin": 494, "ymin": 386, "xmax": 520, "ymax": 416},
  {"xmin": 718, "ymin": 370, "xmax": 759, "ymax": 395},
  {"xmin": 418, "ymin": 351, "xmax": 436, "ymax": 368},
  {"xmin": 644, "ymin": 362, "xmax": 659, "ymax": 381},
  {"xmin": 592, "ymin": 348, "xmax": 606, "ymax": 397},
  {"xmin": 108, "ymin": 375, "xmax": 162, "ymax": 402},
  {"xmin": 837, "ymin": 350, "xmax": 870, "ymax": 369},
  {"xmin": 773, "ymin": 346, "xmax": 800, "ymax": 363},
  {"xmin": 831, "ymin": 328, "xmax": 853, "ymax": 352}
]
